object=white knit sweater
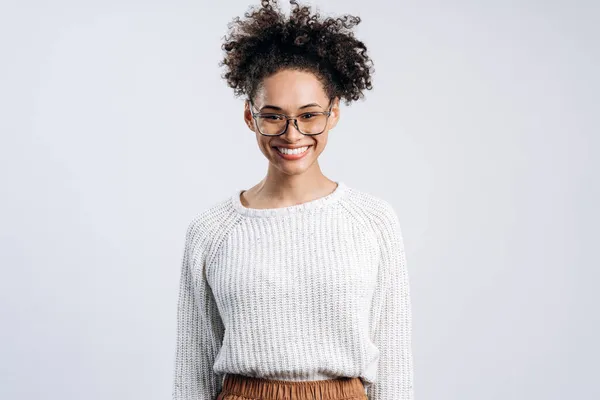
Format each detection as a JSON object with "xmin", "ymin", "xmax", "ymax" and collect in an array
[{"xmin": 172, "ymin": 181, "xmax": 413, "ymax": 400}]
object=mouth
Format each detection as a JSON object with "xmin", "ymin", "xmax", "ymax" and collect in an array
[{"xmin": 272, "ymin": 145, "xmax": 313, "ymax": 160}]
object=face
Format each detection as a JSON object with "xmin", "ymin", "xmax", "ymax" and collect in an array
[{"xmin": 243, "ymin": 69, "xmax": 340, "ymax": 176}]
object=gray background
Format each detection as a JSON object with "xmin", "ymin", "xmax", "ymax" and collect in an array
[{"xmin": 1, "ymin": 0, "xmax": 598, "ymax": 399}]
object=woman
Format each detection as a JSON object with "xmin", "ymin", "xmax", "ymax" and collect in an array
[{"xmin": 172, "ymin": 1, "xmax": 414, "ymax": 399}]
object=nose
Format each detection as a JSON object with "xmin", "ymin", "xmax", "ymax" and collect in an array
[{"xmin": 280, "ymin": 119, "xmax": 305, "ymax": 140}]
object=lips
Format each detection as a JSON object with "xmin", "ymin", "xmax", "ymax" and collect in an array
[
  {"xmin": 272, "ymin": 145, "xmax": 313, "ymax": 160},
  {"xmin": 272, "ymin": 145, "xmax": 312, "ymax": 152},
  {"xmin": 272, "ymin": 145, "xmax": 313, "ymax": 149}
]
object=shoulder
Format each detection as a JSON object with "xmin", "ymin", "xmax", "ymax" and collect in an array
[
  {"xmin": 183, "ymin": 194, "xmax": 238, "ymax": 248},
  {"xmin": 342, "ymin": 185, "xmax": 401, "ymax": 230}
]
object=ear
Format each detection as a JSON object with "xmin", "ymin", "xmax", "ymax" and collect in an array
[
  {"xmin": 328, "ymin": 97, "xmax": 341, "ymax": 130},
  {"xmin": 244, "ymin": 100, "xmax": 256, "ymax": 132}
]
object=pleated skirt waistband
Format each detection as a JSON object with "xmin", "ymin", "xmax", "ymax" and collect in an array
[{"xmin": 216, "ymin": 373, "xmax": 367, "ymax": 400}]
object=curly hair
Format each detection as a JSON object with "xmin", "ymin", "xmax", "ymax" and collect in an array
[{"xmin": 219, "ymin": 0, "xmax": 374, "ymax": 105}]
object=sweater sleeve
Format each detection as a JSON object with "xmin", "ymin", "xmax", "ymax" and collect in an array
[
  {"xmin": 368, "ymin": 202, "xmax": 414, "ymax": 400},
  {"xmin": 172, "ymin": 219, "xmax": 225, "ymax": 400}
]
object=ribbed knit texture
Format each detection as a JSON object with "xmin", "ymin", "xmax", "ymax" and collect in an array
[{"xmin": 172, "ymin": 181, "xmax": 413, "ymax": 400}]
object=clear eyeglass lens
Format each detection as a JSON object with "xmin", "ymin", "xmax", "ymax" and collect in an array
[{"xmin": 257, "ymin": 113, "xmax": 327, "ymax": 135}]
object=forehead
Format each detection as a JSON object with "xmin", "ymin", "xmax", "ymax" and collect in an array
[{"xmin": 255, "ymin": 69, "xmax": 328, "ymax": 108}]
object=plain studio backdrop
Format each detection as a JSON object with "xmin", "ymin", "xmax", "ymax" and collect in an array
[{"xmin": 1, "ymin": 0, "xmax": 598, "ymax": 399}]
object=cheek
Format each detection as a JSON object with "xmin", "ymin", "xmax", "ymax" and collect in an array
[
  {"xmin": 256, "ymin": 136, "xmax": 274, "ymax": 155},
  {"xmin": 255, "ymin": 133, "xmax": 268, "ymax": 146},
  {"xmin": 313, "ymin": 133, "xmax": 329, "ymax": 150}
]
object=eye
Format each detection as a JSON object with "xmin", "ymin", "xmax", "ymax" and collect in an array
[
  {"xmin": 260, "ymin": 114, "xmax": 284, "ymax": 121},
  {"xmin": 300, "ymin": 113, "xmax": 316, "ymax": 119}
]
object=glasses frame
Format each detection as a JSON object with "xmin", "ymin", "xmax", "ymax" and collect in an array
[{"xmin": 248, "ymin": 98, "xmax": 334, "ymax": 136}]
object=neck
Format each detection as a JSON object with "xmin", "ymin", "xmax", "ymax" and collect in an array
[{"xmin": 241, "ymin": 164, "xmax": 337, "ymax": 209}]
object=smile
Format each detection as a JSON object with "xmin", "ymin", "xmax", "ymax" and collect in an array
[
  {"xmin": 272, "ymin": 145, "xmax": 313, "ymax": 160},
  {"xmin": 275, "ymin": 146, "xmax": 310, "ymax": 155}
]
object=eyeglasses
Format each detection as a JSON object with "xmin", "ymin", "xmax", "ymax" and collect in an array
[{"xmin": 248, "ymin": 98, "xmax": 334, "ymax": 136}]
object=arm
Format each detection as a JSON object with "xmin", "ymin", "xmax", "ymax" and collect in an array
[
  {"xmin": 172, "ymin": 219, "xmax": 225, "ymax": 400},
  {"xmin": 368, "ymin": 202, "xmax": 414, "ymax": 400}
]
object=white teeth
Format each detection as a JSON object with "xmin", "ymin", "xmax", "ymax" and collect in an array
[{"xmin": 276, "ymin": 146, "xmax": 309, "ymax": 155}]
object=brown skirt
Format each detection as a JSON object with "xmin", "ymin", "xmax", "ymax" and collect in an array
[{"xmin": 216, "ymin": 373, "xmax": 368, "ymax": 400}]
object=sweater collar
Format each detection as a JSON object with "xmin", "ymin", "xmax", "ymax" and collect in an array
[{"xmin": 231, "ymin": 181, "xmax": 348, "ymax": 218}]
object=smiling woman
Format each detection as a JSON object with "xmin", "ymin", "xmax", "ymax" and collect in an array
[
  {"xmin": 246, "ymin": 69, "xmax": 338, "ymax": 170},
  {"xmin": 171, "ymin": 1, "xmax": 414, "ymax": 400},
  {"xmin": 217, "ymin": 0, "xmax": 374, "ymax": 189}
]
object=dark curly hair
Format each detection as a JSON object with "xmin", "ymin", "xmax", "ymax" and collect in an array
[{"xmin": 219, "ymin": 0, "xmax": 374, "ymax": 105}]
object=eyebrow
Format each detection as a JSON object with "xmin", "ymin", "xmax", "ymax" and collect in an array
[{"xmin": 259, "ymin": 103, "xmax": 323, "ymax": 112}]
